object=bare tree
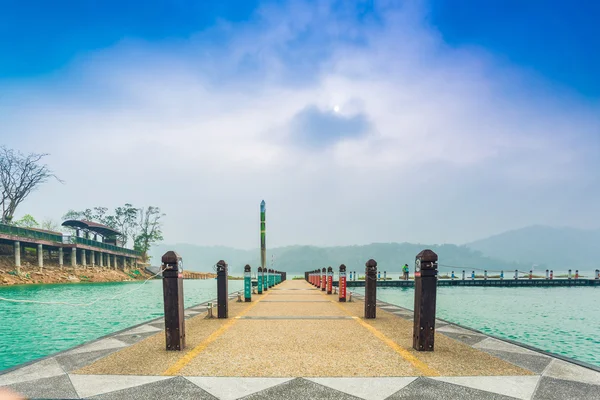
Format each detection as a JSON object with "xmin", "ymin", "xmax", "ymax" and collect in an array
[
  {"xmin": 134, "ymin": 206, "xmax": 165, "ymax": 262},
  {"xmin": 0, "ymin": 147, "xmax": 62, "ymax": 223}
]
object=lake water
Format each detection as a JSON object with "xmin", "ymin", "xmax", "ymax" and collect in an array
[
  {"xmin": 0, "ymin": 279, "xmax": 244, "ymax": 371},
  {"xmin": 352, "ymin": 285, "xmax": 600, "ymax": 367}
]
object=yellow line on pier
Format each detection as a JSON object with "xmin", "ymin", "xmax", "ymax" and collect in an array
[
  {"xmin": 327, "ymin": 291, "xmax": 439, "ymax": 376},
  {"xmin": 162, "ymin": 293, "xmax": 267, "ymax": 376}
]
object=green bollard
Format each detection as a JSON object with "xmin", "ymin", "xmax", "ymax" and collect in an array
[
  {"xmin": 244, "ymin": 264, "xmax": 252, "ymax": 302},
  {"xmin": 257, "ymin": 266, "xmax": 263, "ymax": 294}
]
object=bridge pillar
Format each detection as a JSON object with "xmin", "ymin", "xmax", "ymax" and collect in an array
[
  {"xmin": 90, "ymin": 250, "xmax": 95, "ymax": 267},
  {"xmin": 161, "ymin": 251, "xmax": 185, "ymax": 351},
  {"xmin": 59, "ymin": 247, "xmax": 64, "ymax": 269},
  {"xmin": 14, "ymin": 241, "xmax": 21, "ymax": 271},
  {"xmin": 99, "ymin": 252, "xmax": 103, "ymax": 267},
  {"xmin": 71, "ymin": 248, "xmax": 76, "ymax": 267},
  {"xmin": 82, "ymin": 249, "xmax": 87, "ymax": 267},
  {"xmin": 413, "ymin": 249, "xmax": 438, "ymax": 352},
  {"xmin": 364, "ymin": 259, "xmax": 377, "ymax": 319},
  {"xmin": 37, "ymin": 244, "xmax": 43, "ymax": 271}
]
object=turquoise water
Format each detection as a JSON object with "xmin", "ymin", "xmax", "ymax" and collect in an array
[
  {"xmin": 0, "ymin": 280, "xmax": 244, "ymax": 372},
  {"xmin": 352, "ymin": 286, "xmax": 600, "ymax": 367}
]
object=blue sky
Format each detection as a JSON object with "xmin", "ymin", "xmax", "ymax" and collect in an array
[{"xmin": 1, "ymin": 0, "xmax": 599, "ymax": 248}]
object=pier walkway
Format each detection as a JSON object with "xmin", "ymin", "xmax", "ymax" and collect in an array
[{"xmin": 1, "ymin": 280, "xmax": 599, "ymax": 399}]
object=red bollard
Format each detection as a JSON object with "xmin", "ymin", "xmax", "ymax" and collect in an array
[
  {"xmin": 327, "ymin": 266, "xmax": 333, "ymax": 294},
  {"xmin": 550, "ymin": 270, "xmax": 553, "ymax": 280},
  {"xmin": 575, "ymin": 270, "xmax": 579, "ymax": 279},
  {"xmin": 321, "ymin": 267, "xmax": 326, "ymax": 291},
  {"xmin": 529, "ymin": 270, "xmax": 533, "ymax": 279},
  {"xmin": 339, "ymin": 264, "xmax": 347, "ymax": 302}
]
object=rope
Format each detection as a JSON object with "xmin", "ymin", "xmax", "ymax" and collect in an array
[{"xmin": 0, "ymin": 267, "xmax": 165, "ymax": 307}]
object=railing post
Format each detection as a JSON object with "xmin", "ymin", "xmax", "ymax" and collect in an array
[
  {"xmin": 161, "ymin": 251, "xmax": 185, "ymax": 351},
  {"xmin": 364, "ymin": 259, "xmax": 377, "ymax": 319},
  {"xmin": 217, "ymin": 260, "xmax": 228, "ymax": 318},
  {"xmin": 327, "ymin": 266, "xmax": 333, "ymax": 294},
  {"xmin": 244, "ymin": 264, "xmax": 252, "ymax": 302},
  {"xmin": 339, "ymin": 264, "xmax": 347, "ymax": 302},
  {"xmin": 413, "ymin": 249, "xmax": 438, "ymax": 352}
]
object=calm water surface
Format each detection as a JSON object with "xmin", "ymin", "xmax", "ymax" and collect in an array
[
  {"xmin": 0, "ymin": 279, "xmax": 243, "ymax": 371},
  {"xmin": 352, "ymin": 285, "xmax": 600, "ymax": 367}
]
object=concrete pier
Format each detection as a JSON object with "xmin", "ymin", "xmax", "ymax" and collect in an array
[
  {"xmin": 58, "ymin": 247, "xmax": 64, "ymax": 268},
  {"xmin": 14, "ymin": 241, "xmax": 20, "ymax": 268},
  {"xmin": 2, "ymin": 279, "xmax": 598, "ymax": 399},
  {"xmin": 37, "ymin": 244, "xmax": 43, "ymax": 270}
]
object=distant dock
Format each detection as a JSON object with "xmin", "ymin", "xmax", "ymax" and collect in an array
[{"xmin": 337, "ymin": 278, "xmax": 600, "ymax": 288}]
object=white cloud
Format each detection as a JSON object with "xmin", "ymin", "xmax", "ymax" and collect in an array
[{"xmin": 1, "ymin": 0, "xmax": 598, "ymax": 249}]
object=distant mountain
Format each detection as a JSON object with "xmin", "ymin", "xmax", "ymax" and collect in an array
[
  {"xmin": 466, "ymin": 225, "xmax": 600, "ymax": 270},
  {"xmin": 150, "ymin": 242, "xmax": 526, "ymax": 276}
]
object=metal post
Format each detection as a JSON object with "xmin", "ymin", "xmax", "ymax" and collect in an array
[
  {"xmin": 514, "ymin": 269, "xmax": 518, "ymax": 280},
  {"xmin": 364, "ymin": 259, "xmax": 377, "ymax": 319},
  {"xmin": 413, "ymin": 249, "xmax": 438, "ymax": 351},
  {"xmin": 484, "ymin": 270, "xmax": 487, "ymax": 280},
  {"xmin": 500, "ymin": 270, "xmax": 504, "ymax": 280},
  {"xmin": 339, "ymin": 264, "xmax": 347, "ymax": 302},
  {"xmin": 327, "ymin": 266, "xmax": 333, "ymax": 294},
  {"xmin": 257, "ymin": 267, "xmax": 263, "ymax": 294},
  {"xmin": 451, "ymin": 271, "xmax": 454, "ymax": 280},
  {"xmin": 546, "ymin": 269, "xmax": 549, "ymax": 279},
  {"xmin": 568, "ymin": 269, "xmax": 572, "ymax": 280},
  {"xmin": 161, "ymin": 251, "xmax": 185, "ymax": 351},
  {"xmin": 244, "ymin": 264, "xmax": 252, "ymax": 302},
  {"xmin": 461, "ymin": 270, "xmax": 465, "ymax": 280},
  {"xmin": 217, "ymin": 260, "xmax": 228, "ymax": 318},
  {"xmin": 384, "ymin": 271, "xmax": 387, "ymax": 281}
]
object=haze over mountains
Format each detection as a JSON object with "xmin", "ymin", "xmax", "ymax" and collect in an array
[{"xmin": 150, "ymin": 225, "xmax": 599, "ymax": 275}]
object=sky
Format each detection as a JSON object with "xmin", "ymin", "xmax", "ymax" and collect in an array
[{"xmin": 1, "ymin": 0, "xmax": 599, "ymax": 249}]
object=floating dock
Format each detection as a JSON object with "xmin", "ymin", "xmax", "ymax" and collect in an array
[
  {"xmin": 335, "ymin": 278, "xmax": 600, "ymax": 288},
  {"xmin": 1, "ymin": 280, "xmax": 599, "ymax": 399}
]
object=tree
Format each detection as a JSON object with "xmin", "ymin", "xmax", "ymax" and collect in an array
[
  {"xmin": 14, "ymin": 214, "xmax": 39, "ymax": 228},
  {"xmin": 0, "ymin": 147, "xmax": 62, "ymax": 223},
  {"xmin": 112, "ymin": 204, "xmax": 139, "ymax": 247},
  {"xmin": 134, "ymin": 206, "xmax": 165, "ymax": 262},
  {"xmin": 40, "ymin": 218, "xmax": 60, "ymax": 232}
]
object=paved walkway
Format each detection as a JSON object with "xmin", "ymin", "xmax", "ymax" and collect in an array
[{"xmin": 1, "ymin": 280, "xmax": 599, "ymax": 399}]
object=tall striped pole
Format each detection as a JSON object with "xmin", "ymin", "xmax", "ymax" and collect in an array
[{"xmin": 260, "ymin": 200, "xmax": 267, "ymax": 292}]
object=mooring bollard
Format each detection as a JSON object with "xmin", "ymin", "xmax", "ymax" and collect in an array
[
  {"xmin": 575, "ymin": 270, "xmax": 579, "ymax": 279},
  {"xmin": 354, "ymin": 271, "xmax": 357, "ymax": 281},
  {"xmin": 546, "ymin": 269, "xmax": 549, "ymax": 280},
  {"xmin": 451, "ymin": 271, "xmax": 455, "ymax": 280},
  {"xmin": 327, "ymin": 266, "xmax": 333, "ymax": 294},
  {"xmin": 339, "ymin": 264, "xmax": 347, "ymax": 302},
  {"xmin": 471, "ymin": 271, "xmax": 475, "ymax": 280},
  {"xmin": 484, "ymin": 270, "xmax": 487, "ymax": 280},
  {"xmin": 217, "ymin": 260, "xmax": 228, "ymax": 318},
  {"xmin": 568, "ymin": 269, "xmax": 572, "ymax": 280},
  {"xmin": 384, "ymin": 270, "xmax": 387, "ymax": 281},
  {"xmin": 500, "ymin": 270, "xmax": 504, "ymax": 280},
  {"xmin": 161, "ymin": 251, "xmax": 185, "ymax": 351},
  {"xmin": 257, "ymin": 267, "xmax": 263, "ymax": 294},
  {"xmin": 321, "ymin": 267, "xmax": 326, "ymax": 291},
  {"xmin": 514, "ymin": 269, "xmax": 518, "ymax": 280},
  {"xmin": 364, "ymin": 259, "xmax": 377, "ymax": 319},
  {"xmin": 462, "ymin": 270, "xmax": 465, "ymax": 280},
  {"xmin": 207, "ymin": 302, "xmax": 213, "ymax": 318},
  {"xmin": 244, "ymin": 264, "xmax": 252, "ymax": 302},
  {"xmin": 413, "ymin": 249, "xmax": 438, "ymax": 352},
  {"xmin": 378, "ymin": 270, "xmax": 381, "ymax": 281},
  {"xmin": 529, "ymin": 270, "xmax": 533, "ymax": 279},
  {"xmin": 596, "ymin": 269, "xmax": 599, "ymax": 280},
  {"xmin": 550, "ymin": 270, "xmax": 553, "ymax": 280}
]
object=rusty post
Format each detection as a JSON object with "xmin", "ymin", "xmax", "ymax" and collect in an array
[
  {"xmin": 364, "ymin": 259, "xmax": 377, "ymax": 319},
  {"xmin": 413, "ymin": 249, "xmax": 438, "ymax": 352},
  {"xmin": 161, "ymin": 251, "xmax": 185, "ymax": 351},
  {"xmin": 217, "ymin": 260, "xmax": 228, "ymax": 318}
]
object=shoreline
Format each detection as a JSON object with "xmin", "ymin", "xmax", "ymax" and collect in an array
[{"xmin": 0, "ymin": 265, "xmax": 152, "ymax": 286}]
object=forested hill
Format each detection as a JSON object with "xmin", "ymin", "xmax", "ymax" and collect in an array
[{"xmin": 150, "ymin": 242, "xmax": 526, "ymax": 276}]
